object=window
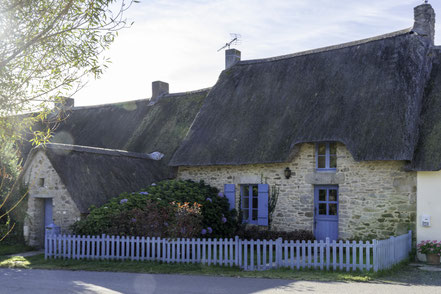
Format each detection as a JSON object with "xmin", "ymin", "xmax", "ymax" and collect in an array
[
  {"xmin": 316, "ymin": 187, "xmax": 338, "ymax": 216},
  {"xmin": 240, "ymin": 184, "xmax": 269, "ymax": 226},
  {"xmin": 39, "ymin": 178, "xmax": 45, "ymax": 187},
  {"xmin": 316, "ymin": 142, "xmax": 337, "ymax": 171}
]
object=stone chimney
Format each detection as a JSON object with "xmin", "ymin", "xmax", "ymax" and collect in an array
[
  {"xmin": 55, "ymin": 97, "xmax": 74, "ymax": 110},
  {"xmin": 150, "ymin": 81, "xmax": 169, "ymax": 104},
  {"xmin": 225, "ymin": 49, "xmax": 241, "ymax": 69},
  {"xmin": 413, "ymin": 3, "xmax": 435, "ymax": 43}
]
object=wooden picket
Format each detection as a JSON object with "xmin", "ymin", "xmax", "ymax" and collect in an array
[{"xmin": 45, "ymin": 231, "xmax": 412, "ymax": 272}]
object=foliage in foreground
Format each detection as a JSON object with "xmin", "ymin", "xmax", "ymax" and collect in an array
[
  {"xmin": 0, "ymin": 142, "xmax": 28, "ymax": 242},
  {"xmin": 0, "ymin": 0, "xmax": 136, "ymax": 145},
  {"xmin": 72, "ymin": 180, "xmax": 238, "ymax": 238},
  {"xmin": 0, "ymin": 0, "xmax": 136, "ymax": 242}
]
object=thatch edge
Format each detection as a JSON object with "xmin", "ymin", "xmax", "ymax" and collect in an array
[{"xmin": 38, "ymin": 143, "xmax": 162, "ymax": 160}]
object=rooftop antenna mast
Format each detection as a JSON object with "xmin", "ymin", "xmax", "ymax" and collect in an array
[{"xmin": 217, "ymin": 33, "xmax": 241, "ymax": 52}]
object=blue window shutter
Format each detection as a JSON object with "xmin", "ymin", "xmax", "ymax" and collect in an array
[
  {"xmin": 257, "ymin": 184, "xmax": 269, "ymax": 226},
  {"xmin": 224, "ymin": 184, "xmax": 235, "ymax": 210}
]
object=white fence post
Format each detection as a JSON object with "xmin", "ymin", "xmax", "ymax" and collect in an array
[
  {"xmin": 325, "ymin": 237, "xmax": 330, "ymax": 271},
  {"xmin": 276, "ymin": 238, "xmax": 282, "ymax": 268},
  {"xmin": 44, "ymin": 234, "xmax": 48, "ymax": 259},
  {"xmin": 372, "ymin": 239, "xmax": 378, "ymax": 272}
]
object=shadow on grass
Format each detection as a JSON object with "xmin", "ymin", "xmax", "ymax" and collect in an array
[
  {"xmin": 0, "ymin": 253, "xmax": 413, "ymax": 283},
  {"xmin": 0, "ymin": 243, "xmax": 35, "ymax": 256}
]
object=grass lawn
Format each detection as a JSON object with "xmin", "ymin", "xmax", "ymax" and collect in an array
[
  {"xmin": 0, "ymin": 253, "xmax": 408, "ymax": 282},
  {"xmin": 0, "ymin": 243, "xmax": 35, "ymax": 256}
]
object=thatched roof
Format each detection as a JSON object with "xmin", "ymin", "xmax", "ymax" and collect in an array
[
  {"xmin": 408, "ymin": 48, "xmax": 441, "ymax": 171},
  {"xmin": 52, "ymin": 89, "xmax": 208, "ymax": 161},
  {"xmin": 15, "ymin": 89, "xmax": 208, "ymax": 211},
  {"xmin": 170, "ymin": 29, "xmax": 434, "ymax": 166},
  {"xmin": 13, "ymin": 89, "xmax": 208, "ymax": 167},
  {"xmin": 27, "ymin": 143, "xmax": 172, "ymax": 213}
]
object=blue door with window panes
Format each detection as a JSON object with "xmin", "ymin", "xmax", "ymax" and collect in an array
[
  {"xmin": 314, "ymin": 186, "xmax": 338, "ymax": 240},
  {"xmin": 240, "ymin": 184, "xmax": 268, "ymax": 226}
]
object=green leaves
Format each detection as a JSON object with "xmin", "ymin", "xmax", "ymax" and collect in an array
[
  {"xmin": 72, "ymin": 180, "xmax": 239, "ymax": 238},
  {"xmin": 0, "ymin": 0, "xmax": 136, "ymax": 146}
]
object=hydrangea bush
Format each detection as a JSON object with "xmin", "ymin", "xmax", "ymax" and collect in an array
[
  {"xmin": 71, "ymin": 180, "xmax": 237, "ymax": 238},
  {"xmin": 417, "ymin": 240, "xmax": 441, "ymax": 256}
]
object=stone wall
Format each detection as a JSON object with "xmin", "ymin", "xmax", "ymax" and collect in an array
[
  {"xmin": 23, "ymin": 151, "xmax": 81, "ymax": 247},
  {"xmin": 178, "ymin": 143, "xmax": 416, "ymax": 240}
]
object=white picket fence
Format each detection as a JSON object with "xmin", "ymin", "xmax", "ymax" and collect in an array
[{"xmin": 45, "ymin": 231, "xmax": 412, "ymax": 272}]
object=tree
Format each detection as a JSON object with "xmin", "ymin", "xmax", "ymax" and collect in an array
[
  {"xmin": 0, "ymin": 0, "xmax": 136, "ymax": 241},
  {"xmin": 0, "ymin": 0, "xmax": 135, "ymax": 145}
]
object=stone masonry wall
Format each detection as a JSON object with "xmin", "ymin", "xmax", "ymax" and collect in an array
[
  {"xmin": 178, "ymin": 143, "xmax": 416, "ymax": 240},
  {"xmin": 23, "ymin": 151, "xmax": 81, "ymax": 247}
]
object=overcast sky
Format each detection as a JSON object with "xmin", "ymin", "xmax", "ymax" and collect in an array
[{"xmin": 73, "ymin": 0, "xmax": 441, "ymax": 106}]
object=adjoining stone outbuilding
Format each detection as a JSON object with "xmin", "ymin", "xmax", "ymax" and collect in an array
[
  {"xmin": 19, "ymin": 86, "xmax": 208, "ymax": 247},
  {"xmin": 22, "ymin": 143, "xmax": 170, "ymax": 247}
]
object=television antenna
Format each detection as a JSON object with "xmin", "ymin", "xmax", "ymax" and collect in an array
[{"xmin": 217, "ymin": 33, "xmax": 241, "ymax": 52}]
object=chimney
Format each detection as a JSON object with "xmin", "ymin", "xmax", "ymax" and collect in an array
[
  {"xmin": 150, "ymin": 81, "xmax": 169, "ymax": 104},
  {"xmin": 413, "ymin": 3, "xmax": 435, "ymax": 43},
  {"xmin": 225, "ymin": 49, "xmax": 241, "ymax": 69},
  {"xmin": 55, "ymin": 97, "xmax": 74, "ymax": 110}
]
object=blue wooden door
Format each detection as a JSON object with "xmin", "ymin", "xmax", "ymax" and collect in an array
[
  {"xmin": 44, "ymin": 198, "xmax": 53, "ymax": 227},
  {"xmin": 314, "ymin": 186, "xmax": 338, "ymax": 240}
]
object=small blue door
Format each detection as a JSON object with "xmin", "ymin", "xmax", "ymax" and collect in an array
[
  {"xmin": 44, "ymin": 198, "xmax": 53, "ymax": 227},
  {"xmin": 314, "ymin": 186, "xmax": 338, "ymax": 241}
]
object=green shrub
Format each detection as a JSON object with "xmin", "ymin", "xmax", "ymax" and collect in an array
[
  {"xmin": 0, "ymin": 141, "xmax": 27, "ymax": 242},
  {"xmin": 72, "ymin": 180, "xmax": 237, "ymax": 238}
]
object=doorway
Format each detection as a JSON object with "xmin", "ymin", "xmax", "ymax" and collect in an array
[{"xmin": 314, "ymin": 186, "xmax": 338, "ymax": 240}]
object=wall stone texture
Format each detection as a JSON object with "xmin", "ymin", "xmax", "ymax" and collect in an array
[
  {"xmin": 23, "ymin": 151, "xmax": 81, "ymax": 247},
  {"xmin": 178, "ymin": 143, "xmax": 416, "ymax": 240}
]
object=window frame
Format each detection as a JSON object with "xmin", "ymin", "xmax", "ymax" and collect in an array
[
  {"xmin": 240, "ymin": 184, "xmax": 259, "ymax": 225},
  {"xmin": 315, "ymin": 142, "xmax": 337, "ymax": 171}
]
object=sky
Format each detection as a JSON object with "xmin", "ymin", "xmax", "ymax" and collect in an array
[{"xmin": 73, "ymin": 0, "xmax": 441, "ymax": 106}]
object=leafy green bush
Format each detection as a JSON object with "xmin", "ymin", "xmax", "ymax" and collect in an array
[
  {"xmin": 72, "ymin": 180, "xmax": 237, "ymax": 238},
  {"xmin": 105, "ymin": 201, "xmax": 203, "ymax": 238},
  {"xmin": 0, "ymin": 141, "xmax": 27, "ymax": 242}
]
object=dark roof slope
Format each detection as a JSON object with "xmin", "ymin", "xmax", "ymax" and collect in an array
[
  {"xmin": 31, "ymin": 143, "xmax": 171, "ymax": 213},
  {"xmin": 123, "ymin": 90, "xmax": 209, "ymax": 162},
  {"xmin": 409, "ymin": 48, "xmax": 441, "ymax": 171},
  {"xmin": 50, "ymin": 89, "xmax": 208, "ymax": 163},
  {"xmin": 170, "ymin": 30, "xmax": 433, "ymax": 166},
  {"xmin": 51, "ymin": 99, "xmax": 151, "ymax": 150}
]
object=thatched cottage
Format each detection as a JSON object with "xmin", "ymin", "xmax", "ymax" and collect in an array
[
  {"xmin": 22, "ymin": 4, "xmax": 441, "ymax": 250},
  {"xmin": 22, "ymin": 89, "xmax": 208, "ymax": 246}
]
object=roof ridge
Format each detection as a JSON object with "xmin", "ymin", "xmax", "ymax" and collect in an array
[
  {"xmin": 71, "ymin": 98, "xmax": 149, "ymax": 110},
  {"xmin": 162, "ymin": 87, "xmax": 211, "ymax": 98},
  {"xmin": 38, "ymin": 143, "xmax": 158, "ymax": 160},
  {"xmin": 72, "ymin": 88, "xmax": 211, "ymax": 110},
  {"xmin": 239, "ymin": 28, "xmax": 413, "ymax": 65}
]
